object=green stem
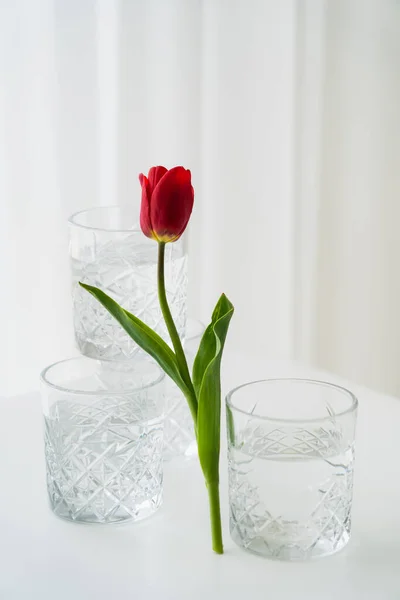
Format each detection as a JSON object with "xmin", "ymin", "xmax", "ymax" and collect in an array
[
  {"xmin": 158, "ymin": 242, "xmax": 223, "ymax": 554},
  {"xmin": 207, "ymin": 481, "xmax": 223, "ymax": 554},
  {"xmin": 157, "ymin": 242, "xmax": 198, "ymax": 422}
]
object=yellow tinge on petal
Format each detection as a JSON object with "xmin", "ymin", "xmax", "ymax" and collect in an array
[{"xmin": 154, "ymin": 232, "xmax": 180, "ymax": 243}]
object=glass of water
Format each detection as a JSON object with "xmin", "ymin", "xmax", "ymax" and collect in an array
[
  {"xmin": 226, "ymin": 378, "xmax": 358, "ymax": 560},
  {"xmin": 41, "ymin": 357, "xmax": 165, "ymax": 524},
  {"xmin": 163, "ymin": 318, "xmax": 205, "ymax": 461},
  {"xmin": 69, "ymin": 206, "xmax": 188, "ymax": 362}
]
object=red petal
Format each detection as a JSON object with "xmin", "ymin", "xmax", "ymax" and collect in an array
[
  {"xmin": 150, "ymin": 166, "xmax": 194, "ymax": 242},
  {"xmin": 147, "ymin": 166, "xmax": 168, "ymax": 197},
  {"xmin": 138, "ymin": 174, "xmax": 153, "ymax": 238}
]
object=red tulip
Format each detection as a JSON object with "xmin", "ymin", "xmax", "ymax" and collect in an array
[{"xmin": 139, "ymin": 166, "xmax": 194, "ymax": 243}]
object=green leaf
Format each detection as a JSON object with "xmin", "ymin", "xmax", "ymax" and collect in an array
[
  {"xmin": 195, "ymin": 293, "xmax": 234, "ymax": 484},
  {"xmin": 79, "ymin": 282, "xmax": 190, "ymax": 397},
  {"xmin": 192, "ymin": 293, "xmax": 233, "ymax": 397}
]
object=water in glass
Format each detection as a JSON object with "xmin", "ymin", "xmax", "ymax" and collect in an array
[
  {"xmin": 229, "ymin": 425, "xmax": 354, "ymax": 559},
  {"xmin": 45, "ymin": 397, "xmax": 163, "ymax": 523}
]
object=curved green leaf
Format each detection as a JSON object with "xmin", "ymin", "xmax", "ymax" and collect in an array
[
  {"xmin": 79, "ymin": 282, "xmax": 190, "ymax": 397},
  {"xmin": 192, "ymin": 293, "xmax": 233, "ymax": 397},
  {"xmin": 195, "ymin": 293, "xmax": 234, "ymax": 483}
]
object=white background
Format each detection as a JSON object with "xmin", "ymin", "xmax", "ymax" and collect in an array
[{"xmin": 1, "ymin": 0, "xmax": 399, "ymax": 397}]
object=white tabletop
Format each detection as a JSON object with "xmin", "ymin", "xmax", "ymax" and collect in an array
[{"xmin": 1, "ymin": 354, "xmax": 400, "ymax": 599}]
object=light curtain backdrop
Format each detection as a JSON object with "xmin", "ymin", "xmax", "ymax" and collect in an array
[{"xmin": 1, "ymin": 0, "xmax": 399, "ymax": 397}]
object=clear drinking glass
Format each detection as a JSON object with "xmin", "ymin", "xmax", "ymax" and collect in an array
[
  {"xmin": 226, "ymin": 378, "xmax": 358, "ymax": 560},
  {"xmin": 41, "ymin": 357, "xmax": 165, "ymax": 524},
  {"xmin": 163, "ymin": 318, "xmax": 205, "ymax": 460},
  {"xmin": 69, "ymin": 206, "xmax": 188, "ymax": 362}
]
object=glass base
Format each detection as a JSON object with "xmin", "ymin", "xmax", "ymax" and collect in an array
[
  {"xmin": 230, "ymin": 522, "xmax": 350, "ymax": 561},
  {"xmin": 49, "ymin": 492, "xmax": 163, "ymax": 525}
]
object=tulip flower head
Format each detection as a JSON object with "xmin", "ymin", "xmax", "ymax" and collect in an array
[{"xmin": 139, "ymin": 166, "xmax": 194, "ymax": 243}]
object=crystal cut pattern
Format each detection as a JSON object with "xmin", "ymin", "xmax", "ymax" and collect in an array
[
  {"xmin": 163, "ymin": 377, "xmax": 196, "ymax": 460},
  {"xmin": 45, "ymin": 395, "xmax": 163, "ymax": 523},
  {"xmin": 228, "ymin": 423, "xmax": 354, "ymax": 560},
  {"xmin": 71, "ymin": 235, "xmax": 187, "ymax": 361}
]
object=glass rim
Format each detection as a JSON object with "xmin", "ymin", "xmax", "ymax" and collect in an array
[
  {"xmin": 225, "ymin": 377, "xmax": 358, "ymax": 423},
  {"xmin": 40, "ymin": 356, "xmax": 165, "ymax": 396},
  {"xmin": 68, "ymin": 206, "xmax": 140, "ymax": 233}
]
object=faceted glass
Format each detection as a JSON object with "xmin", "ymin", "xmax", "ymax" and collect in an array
[
  {"xmin": 226, "ymin": 378, "xmax": 358, "ymax": 560},
  {"xmin": 41, "ymin": 357, "xmax": 165, "ymax": 524},
  {"xmin": 69, "ymin": 206, "xmax": 188, "ymax": 362},
  {"xmin": 163, "ymin": 319, "xmax": 205, "ymax": 460}
]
